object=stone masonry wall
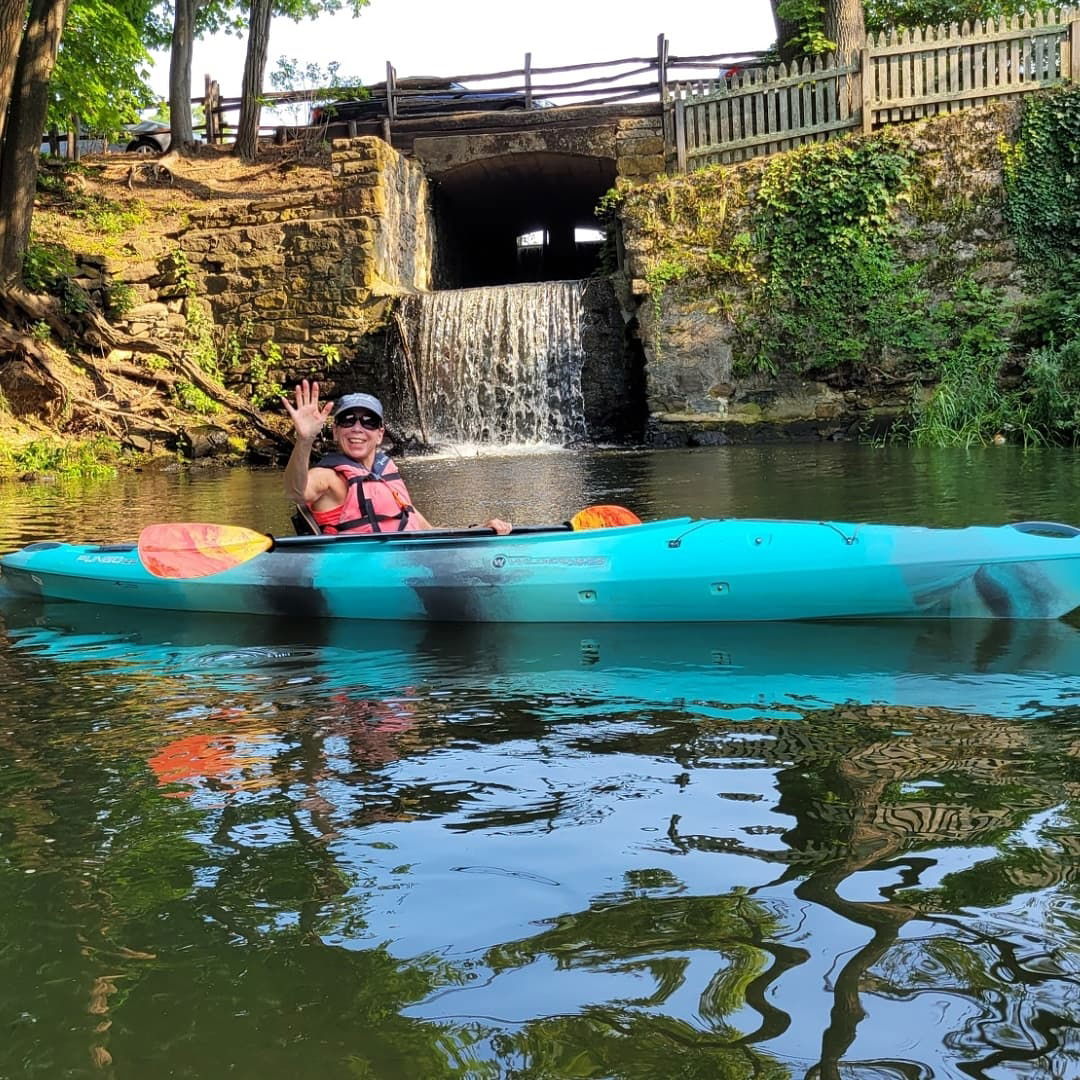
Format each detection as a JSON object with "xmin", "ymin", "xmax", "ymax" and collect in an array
[
  {"xmin": 614, "ymin": 116, "xmax": 666, "ymax": 184},
  {"xmin": 170, "ymin": 137, "xmax": 434, "ymax": 367}
]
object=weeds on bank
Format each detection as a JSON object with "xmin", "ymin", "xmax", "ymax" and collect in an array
[{"xmin": 0, "ymin": 436, "xmax": 128, "ymax": 479}]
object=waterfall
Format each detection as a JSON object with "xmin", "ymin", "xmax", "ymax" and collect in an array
[{"xmin": 397, "ymin": 281, "xmax": 589, "ymax": 447}]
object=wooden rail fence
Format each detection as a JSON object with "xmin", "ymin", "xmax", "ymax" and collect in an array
[
  {"xmin": 199, "ymin": 36, "xmax": 765, "ymax": 144},
  {"xmin": 673, "ymin": 7, "xmax": 1080, "ymax": 170}
]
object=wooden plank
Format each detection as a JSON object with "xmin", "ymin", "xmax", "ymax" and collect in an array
[
  {"xmin": 674, "ymin": 95, "xmax": 687, "ymax": 172},
  {"xmin": 1071, "ymin": 16, "xmax": 1080, "ymax": 83},
  {"xmin": 777, "ymin": 60, "xmax": 791, "ymax": 149},
  {"xmin": 889, "ymin": 35, "xmax": 901, "ymax": 121},
  {"xmin": 947, "ymin": 35, "xmax": 961, "ymax": 113},
  {"xmin": 869, "ymin": 20, "xmax": 1068, "ymax": 55},
  {"xmin": 753, "ymin": 66, "xmax": 766, "ymax": 146},
  {"xmin": 860, "ymin": 48, "xmax": 873, "ymax": 132},
  {"xmin": 682, "ymin": 58, "xmax": 853, "ymax": 103},
  {"xmin": 800, "ymin": 56, "xmax": 814, "ymax": 139},
  {"xmin": 913, "ymin": 30, "xmax": 927, "ymax": 119},
  {"xmin": 658, "ymin": 34, "xmax": 669, "ymax": 103},
  {"xmin": 972, "ymin": 38, "xmax": 986, "ymax": 102},
  {"xmin": 386, "ymin": 62, "xmax": 397, "ymax": 121},
  {"xmin": 717, "ymin": 81, "xmax": 732, "ymax": 158},
  {"xmin": 869, "ymin": 76, "xmax": 1060, "ymax": 111},
  {"xmin": 686, "ymin": 92, "xmax": 698, "ymax": 159}
]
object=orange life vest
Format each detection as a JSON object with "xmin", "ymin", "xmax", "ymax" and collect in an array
[{"xmin": 310, "ymin": 452, "xmax": 421, "ymax": 534}]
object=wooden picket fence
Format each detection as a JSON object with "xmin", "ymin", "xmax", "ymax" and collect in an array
[{"xmin": 672, "ymin": 7, "xmax": 1080, "ymax": 169}]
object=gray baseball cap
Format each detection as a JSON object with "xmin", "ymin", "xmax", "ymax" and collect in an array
[{"xmin": 332, "ymin": 393, "xmax": 384, "ymax": 422}]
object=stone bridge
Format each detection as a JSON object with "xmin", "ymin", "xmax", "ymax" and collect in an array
[{"xmin": 349, "ymin": 104, "xmax": 667, "ymax": 286}]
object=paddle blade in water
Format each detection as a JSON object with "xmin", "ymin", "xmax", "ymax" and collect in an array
[
  {"xmin": 570, "ymin": 505, "xmax": 642, "ymax": 530},
  {"xmin": 138, "ymin": 523, "xmax": 273, "ymax": 579}
]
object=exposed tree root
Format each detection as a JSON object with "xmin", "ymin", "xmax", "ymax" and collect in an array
[{"xmin": 0, "ymin": 287, "xmax": 292, "ymax": 457}]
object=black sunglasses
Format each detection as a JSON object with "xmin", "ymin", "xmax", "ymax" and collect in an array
[{"xmin": 334, "ymin": 411, "xmax": 382, "ymax": 430}]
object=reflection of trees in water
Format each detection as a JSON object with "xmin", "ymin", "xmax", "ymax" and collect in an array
[
  {"xmin": 481, "ymin": 701, "xmax": 1080, "ymax": 1078},
  {"xmin": 6, "ymin": 616, "xmax": 1080, "ymax": 1078},
  {"xmin": 484, "ymin": 876, "xmax": 796, "ymax": 1079},
  {"xmin": 666, "ymin": 701, "xmax": 1080, "ymax": 1079},
  {"xmin": 0, "ymin": 649, "xmax": 484, "ymax": 1077}
]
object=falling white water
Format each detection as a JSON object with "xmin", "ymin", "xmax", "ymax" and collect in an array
[{"xmin": 403, "ymin": 281, "xmax": 589, "ymax": 446}]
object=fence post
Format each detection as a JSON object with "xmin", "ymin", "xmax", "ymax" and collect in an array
[
  {"xmin": 657, "ymin": 33, "xmax": 669, "ymax": 103},
  {"xmin": 524, "ymin": 52, "xmax": 533, "ymax": 108},
  {"xmin": 1070, "ymin": 15, "xmax": 1080, "ymax": 84},
  {"xmin": 204, "ymin": 74, "xmax": 217, "ymax": 143},
  {"xmin": 674, "ymin": 93, "xmax": 687, "ymax": 172},
  {"xmin": 386, "ymin": 61, "xmax": 397, "ymax": 121},
  {"xmin": 859, "ymin": 46, "xmax": 873, "ymax": 133}
]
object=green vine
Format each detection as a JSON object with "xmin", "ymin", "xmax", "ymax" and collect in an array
[
  {"xmin": 999, "ymin": 84, "xmax": 1080, "ymax": 444},
  {"xmin": 1002, "ymin": 86, "xmax": 1080, "ymax": 272}
]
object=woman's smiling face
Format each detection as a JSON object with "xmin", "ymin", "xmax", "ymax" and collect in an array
[{"xmin": 333, "ymin": 410, "xmax": 384, "ymax": 465}]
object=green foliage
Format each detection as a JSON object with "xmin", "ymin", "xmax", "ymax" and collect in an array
[
  {"xmin": 318, "ymin": 343, "xmax": 342, "ymax": 368},
  {"xmin": 30, "ymin": 321, "xmax": 52, "ymax": 344},
  {"xmin": 249, "ymin": 344, "xmax": 286, "ymax": 407},
  {"xmin": 776, "ymin": 0, "xmax": 834, "ymax": 54},
  {"xmin": 997, "ymin": 86, "xmax": 1080, "ymax": 444},
  {"xmin": 1020, "ymin": 337, "xmax": 1080, "ymax": 442},
  {"xmin": 47, "ymin": 0, "xmax": 160, "ymax": 137},
  {"xmin": 72, "ymin": 198, "xmax": 149, "ymax": 237},
  {"xmin": 173, "ymin": 381, "xmax": 221, "ymax": 415},
  {"xmin": 219, "ymin": 320, "xmax": 253, "ymax": 370},
  {"xmin": 736, "ymin": 133, "xmax": 919, "ymax": 375},
  {"xmin": 0, "ymin": 436, "xmax": 125, "ymax": 478},
  {"xmin": 103, "ymin": 279, "xmax": 137, "ymax": 320},
  {"xmin": 270, "ymin": 57, "xmax": 366, "ymax": 126},
  {"xmin": 903, "ymin": 279, "xmax": 1017, "ymax": 445},
  {"xmin": 863, "ymin": 0, "xmax": 1057, "ymax": 33},
  {"xmin": 776, "ymin": 1, "xmax": 1059, "ymax": 54},
  {"xmin": 182, "ymin": 301, "xmax": 221, "ymax": 377},
  {"xmin": 166, "ymin": 249, "xmax": 198, "ymax": 297},
  {"xmin": 22, "ymin": 242, "xmax": 77, "ymax": 293},
  {"xmin": 1002, "ymin": 85, "xmax": 1080, "ymax": 272}
]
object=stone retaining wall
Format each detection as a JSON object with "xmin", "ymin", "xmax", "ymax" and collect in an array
[
  {"xmin": 168, "ymin": 137, "xmax": 434, "ymax": 369},
  {"xmin": 618, "ymin": 103, "xmax": 1025, "ymax": 444}
]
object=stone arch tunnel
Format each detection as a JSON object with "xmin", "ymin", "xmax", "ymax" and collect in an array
[
  {"xmin": 429, "ymin": 151, "xmax": 616, "ymax": 287},
  {"xmin": 407, "ymin": 122, "xmax": 643, "ymax": 288}
]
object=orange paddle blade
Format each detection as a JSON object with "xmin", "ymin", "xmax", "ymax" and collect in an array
[
  {"xmin": 569, "ymin": 505, "xmax": 642, "ymax": 530},
  {"xmin": 138, "ymin": 523, "xmax": 273, "ymax": 579}
]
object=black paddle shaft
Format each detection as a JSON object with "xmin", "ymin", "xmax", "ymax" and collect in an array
[{"xmin": 270, "ymin": 522, "xmax": 572, "ymax": 550}]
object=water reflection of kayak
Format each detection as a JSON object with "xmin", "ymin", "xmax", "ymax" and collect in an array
[
  {"xmin": 3, "ymin": 597, "xmax": 1078, "ymax": 718},
  {"xmin": 4, "ymin": 516, "xmax": 1080, "ymax": 620}
]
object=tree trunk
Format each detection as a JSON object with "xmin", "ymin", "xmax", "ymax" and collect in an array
[
  {"xmin": 769, "ymin": 0, "xmax": 804, "ymax": 63},
  {"xmin": 0, "ymin": 0, "xmax": 73, "ymax": 288},
  {"xmin": 169, "ymin": 0, "xmax": 197, "ymax": 151},
  {"xmin": 0, "ymin": 0, "xmax": 24, "ymax": 146},
  {"xmin": 825, "ymin": 0, "xmax": 866, "ymax": 58},
  {"xmin": 235, "ymin": 0, "xmax": 272, "ymax": 163}
]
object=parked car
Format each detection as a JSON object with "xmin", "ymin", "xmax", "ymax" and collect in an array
[
  {"xmin": 123, "ymin": 120, "xmax": 171, "ymax": 154},
  {"xmin": 311, "ymin": 77, "xmax": 547, "ymax": 124}
]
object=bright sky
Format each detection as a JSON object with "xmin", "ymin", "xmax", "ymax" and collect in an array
[{"xmin": 148, "ymin": 0, "xmax": 778, "ymax": 103}]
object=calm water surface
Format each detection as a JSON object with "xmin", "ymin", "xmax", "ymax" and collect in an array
[{"xmin": 2, "ymin": 444, "xmax": 1080, "ymax": 1079}]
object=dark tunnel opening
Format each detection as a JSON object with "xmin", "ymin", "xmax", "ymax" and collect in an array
[{"xmin": 431, "ymin": 151, "xmax": 617, "ymax": 288}]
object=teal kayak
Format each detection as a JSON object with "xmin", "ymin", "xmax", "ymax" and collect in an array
[{"xmin": 2, "ymin": 517, "xmax": 1080, "ymax": 621}]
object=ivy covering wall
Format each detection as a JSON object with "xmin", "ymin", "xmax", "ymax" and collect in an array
[{"xmin": 613, "ymin": 86, "xmax": 1080, "ymax": 446}]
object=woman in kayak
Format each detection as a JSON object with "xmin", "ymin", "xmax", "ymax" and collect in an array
[{"xmin": 283, "ymin": 379, "xmax": 513, "ymax": 535}]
